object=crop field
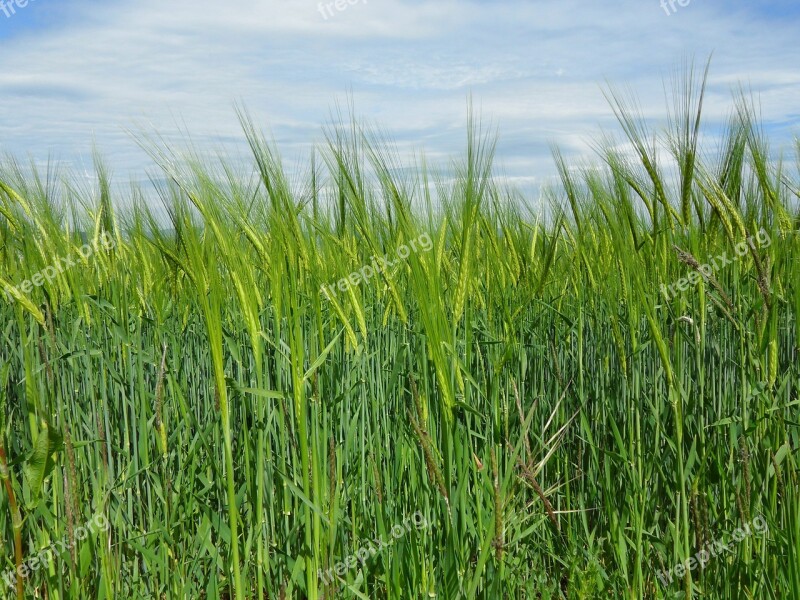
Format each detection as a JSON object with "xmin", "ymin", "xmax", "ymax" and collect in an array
[{"xmin": 0, "ymin": 77, "xmax": 798, "ymax": 599}]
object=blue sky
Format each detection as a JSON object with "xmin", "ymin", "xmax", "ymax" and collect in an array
[{"xmin": 0, "ymin": 0, "xmax": 798, "ymax": 195}]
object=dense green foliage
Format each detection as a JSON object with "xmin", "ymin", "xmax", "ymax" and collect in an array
[{"xmin": 0, "ymin": 71, "xmax": 798, "ymax": 599}]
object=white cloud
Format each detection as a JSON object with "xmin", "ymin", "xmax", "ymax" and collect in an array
[{"xmin": 0, "ymin": 0, "xmax": 797, "ymax": 197}]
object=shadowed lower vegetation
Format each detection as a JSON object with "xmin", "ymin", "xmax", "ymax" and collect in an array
[{"xmin": 0, "ymin": 68, "xmax": 799, "ymax": 599}]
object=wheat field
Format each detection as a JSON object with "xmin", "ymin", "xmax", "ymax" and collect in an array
[{"xmin": 0, "ymin": 72, "xmax": 798, "ymax": 599}]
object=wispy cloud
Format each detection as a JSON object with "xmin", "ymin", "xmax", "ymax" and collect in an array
[{"xmin": 0, "ymin": 0, "xmax": 797, "ymax": 193}]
